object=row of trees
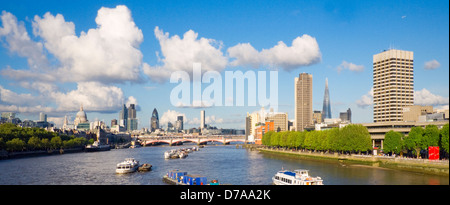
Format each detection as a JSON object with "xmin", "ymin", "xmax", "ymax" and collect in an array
[
  {"xmin": 0, "ymin": 123, "xmax": 92, "ymax": 152},
  {"xmin": 262, "ymin": 124, "xmax": 373, "ymax": 154},
  {"xmin": 383, "ymin": 124, "xmax": 449, "ymax": 158}
]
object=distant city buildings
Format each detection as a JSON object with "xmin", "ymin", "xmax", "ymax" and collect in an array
[
  {"xmin": 294, "ymin": 73, "xmax": 313, "ymax": 131},
  {"xmin": 175, "ymin": 116, "xmax": 183, "ymax": 131},
  {"xmin": 339, "ymin": 108, "xmax": 352, "ymax": 123},
  {"xmin": 373, "ymin": 49, "xmax": 414, "ymax": 123}
]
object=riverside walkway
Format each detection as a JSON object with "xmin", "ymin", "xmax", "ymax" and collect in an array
[{"xmin": 258, "ymin": 147, "xmax": 449, "ymax": 176}]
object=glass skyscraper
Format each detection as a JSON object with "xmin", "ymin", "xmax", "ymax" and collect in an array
[{"xmin": 322, "ymin": 78, "xmax": 331, "ymax": 120}]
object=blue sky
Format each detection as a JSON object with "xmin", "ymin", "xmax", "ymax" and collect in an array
[{"xmin": 0, "ymin": 0, "xmax": 449, "ymax": 129}]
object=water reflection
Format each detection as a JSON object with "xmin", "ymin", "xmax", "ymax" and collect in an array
[{"xmin": 0, "ymin": 145, "xmax": 448, "ymax": 185}]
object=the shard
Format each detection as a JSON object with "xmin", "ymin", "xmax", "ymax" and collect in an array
[{"xmin": 322, "ymin": 78, "xmax": 331, "ymax": 120}]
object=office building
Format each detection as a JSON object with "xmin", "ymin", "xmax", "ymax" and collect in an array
[
  {"xmin": 265, "ymin": 112, "xmax": 288, "ymax": 132},
  {"xmin": 373, "ymin": 49, "xmax": 414, "ymax": 122},
  {"xmin": 151, "ymin": 108, "xmax": 159, "ymax": 132},
  {"xmin": 39, "ymin": 112, "xmax": 47, "ymax": 122},
  {"xmin": 402, "ymin": 105, "xmax": 433, "ymax": 122},
  {"xmin": 200, "ymin": 110, "xmax": 205, "ymax": 129},
  {"xmin": 176, "ymin": 116, "xmax": 184, "ymax": 131},
  {"xmin": 313, "ymin": 110, "xmax": 323, "ymax": 124},
  {"xmin": 322, "ymin": 78, "xmax": 331, "ymax": 120},
  {"xmin": 119, "ymin": 104, "xmax": 128, "ymax": 129},
  {"xmin": 111, "ymin": 119, "xmax": 118, "ymax": 127},
  {"xmin": 127, "ymin": 104, "xmax": 138, "ymax": 131},
  {"xmin": 294, "ymin": 73, "xmax": 313, "ymax": 131},
  {"xmin": 339, "ymin": 108, "xmax": 352, "ymax": 123}
]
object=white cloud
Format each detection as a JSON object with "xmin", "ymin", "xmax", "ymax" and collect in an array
[
  {"xmin": 160, "ymin": 110, "xmax": 187, "ymax": 127},
  {"xmin": 356, "ymin": 87, "xmax": 373, "ymax": 108},
  {"xmin": 0, "ymin": 6, "xmax": 142, "ymax": 116},
  {"xmin": 424, "ymin": 59, "xmax": 440, "ymax": 70},
  {"xmin": 0, "ymin": 11, "xmax": 48, "ymax": 69},
  {"xmin": 50, "ymin": 82, "xmax": 127, "ymax": 113},
  {"xmin": 0, "ymin": 85, "xmax": 39, "ymax": 106},
  {"xmin": 1, "ymin": 5, "xmax": 144, "ymax": 84},
  {"xmin": 144, "ymin": 27, "xmax": 228, "ymax": 83},
  {"xmin": 414, "ymin": 88, "xmax": 449, "ymax": 106},
  {"xmin": 227, "ymin": 34, "xmax": 321, "ymax": 71},
  {"xmin": 336, "ymin": 61, "xmax": 364, "ymax": 73}
]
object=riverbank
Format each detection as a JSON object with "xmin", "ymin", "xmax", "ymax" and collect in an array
[
  {"xmin": 256, "ymin": 147, "xmax": 449, "ymax": 176},
  {"xmin": 0, "ymin": 147, "xmax": 86, "ymax": 160}
]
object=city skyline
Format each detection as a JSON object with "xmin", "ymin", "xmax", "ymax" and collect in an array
[{"xmin": 0, "ymin": 0, "xmax": 449, "ymax": 130}]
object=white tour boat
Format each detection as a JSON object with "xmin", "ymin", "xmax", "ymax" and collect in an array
[
  {"xmin": 272, "ymin": 169, "xmax": 324, "ymax": 185},
  {"xmin": 116, "ymin": 158, "xmax": 140, "ymax": 174}
]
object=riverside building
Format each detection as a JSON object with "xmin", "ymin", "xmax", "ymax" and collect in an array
[
  {"xmin": 294, "ymin": 73, "xmax": 313, "ymax": 131},
  {"xmin": 373, "ymin": 49, "xmax": 414, "ymax": 123}
]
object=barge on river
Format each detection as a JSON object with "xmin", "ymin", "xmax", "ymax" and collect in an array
[{"xmin": 163, "ymin": 170, "xmax": 218, "ymax": 185}]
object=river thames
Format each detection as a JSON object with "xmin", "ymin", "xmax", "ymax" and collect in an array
[{"xmin": 0, "ymin": 144, "xmax": 448, "ymax": 185}]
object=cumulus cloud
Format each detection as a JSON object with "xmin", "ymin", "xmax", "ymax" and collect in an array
[
  {"xmin": 414, "ymin": 88, "xmax": 449, "ymax": 106},
  {"xmin": 160, "ymin": 110, "xmax": 187, "ymax": 128},
  {"xmin": 0, "ymin": 6, "xmax": 142, "ymax": 116},
  {"xmin": 424, "ymin": 59, "xmax": 440, "ymax": 70},
  {"xmin": 356, "ymin": 87, "xmax": 373, "ymax": 108},
  {"xmin": 143, "ymin": 27, "xmax": 228, "ymax": 83},
  {"xmin": 227, "ymin": 34, "xmax": 321, "ymax": 71},
  {"xmin": 0, "ymin": 11, "xmax": 48, "ymax": 69},
  {"xmin": 31, "ymin": 5, "xmax": 144, "ymax": 84},
  {"xmin": 336, "ymin": 61, "xmax": 364, "ymax": 73}
]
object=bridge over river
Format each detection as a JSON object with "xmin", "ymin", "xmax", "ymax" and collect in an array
[{"xmin": 138, "ymin": 135, "xmax": 248, "ymax": 146}]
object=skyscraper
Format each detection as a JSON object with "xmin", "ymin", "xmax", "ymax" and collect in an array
[
  {"xmin": 39, "ymin": 112, "xmax": 47, "ymax": 122},
  {"xmin": 200, "ymin": 110, "xmax": 205, "ymax": 129},
  {"xmin": 127, "ymin": 104, "xmax": 138, "ymax": 131},
  {"xmin": 176, "ymin": 116, "xmax": 184, "ymax": 131},
  {"xmin": 373, "ymin": 49, "xmax": 414, "ymax": 122},
  {"xmin": 119, "ymin": 104, "xmax": 128, "ymax": 129},
  {"xmin": 294, "ymin": 73, "xmax": 313, "ymax": 131},
  {"xmin": 339, "ymin": 108, "xmax": 352, "ymax": 123},
  {"xmin": 322, "ymin": 78, "xmax": 331, "ymax": 120},
  {"xmin": 151, "ymin": 108, "xmax": 159, "ymax": 132}
]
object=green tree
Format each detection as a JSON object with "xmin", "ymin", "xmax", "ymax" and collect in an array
[
  {"xmin": 295, "ymin": 131, "xmax": 305, "ymax": 149},
  {"xmin": 50, "ymin": 136, "xmax": 62, "ymax": 149},
  {"xmin": 262, "ymin": 131, "xmax": 273, "ymax": 146},
  {"xmin": 6, "ymin": 138, "xmax": 25, "ymax": 152},
  {"xmin": 0, "ymin": 137, "xmax": 5, "ymax": 150},
  {"xmin": 326, "ymin": 128, "xmax": 340, "ymax": 153},
  {"xmin": 383, "ymin": 130, "xmax": 404, "ymax": 155},
  {"xmin": 423, "ymin": 125, "xmax": 440, "ymax": 149},
  {"xmin": 27, "ymin": 136, "xmax": 41, "ymax": 150},
  {"xmin": 404, "ymin": 126, "xmax": 424, "ymax": 158},
  {"xmin": 440, "ymin": 124, "xmax": 449, "ymax": 155},
  {"xmin": 41, "ymin": 138, "xmax": 50, "ymax": 150},
  {"xmin": 270, "ymin": 132, "xmax": 280, "ymax": 147}
]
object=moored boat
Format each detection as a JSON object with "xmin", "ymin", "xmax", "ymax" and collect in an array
[
  {"xmin": 163, "ymin": 170, "xmax": 208, "ymax": 185},
  {"xmin": 138, "ymin": 163, "xmax": 152, "ymax": 172},
  {"xmin": 272, "ymin": 169, "xmax": 323, "ymax": 185},
  {"xmin": 85, "ymin": 141, "xmax": 111, "ymax": 152}
]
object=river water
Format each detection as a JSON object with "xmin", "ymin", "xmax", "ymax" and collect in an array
[{"xmin": 0, "ymin": 144, "xmax": 448, "ymax": 185}]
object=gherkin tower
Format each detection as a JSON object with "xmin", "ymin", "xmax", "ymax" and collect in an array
[{"xmin": 322, "ymin": 78, "xmax": 331, "ymax": 120}]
